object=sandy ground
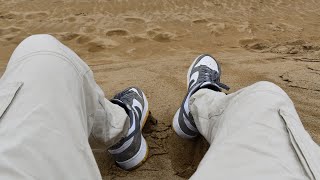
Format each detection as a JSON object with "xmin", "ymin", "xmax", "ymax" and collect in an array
[{"xmin": 0, "ymin": 0, "xmax": 320, "ymax": 179}]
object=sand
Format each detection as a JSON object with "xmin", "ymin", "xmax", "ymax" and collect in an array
[{"xmin": 0, "ymin": 0, "xmax": 320, "ymax": 179}]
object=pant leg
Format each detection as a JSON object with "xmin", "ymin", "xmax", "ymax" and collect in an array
[
  {"xmin": 189, "ymin": 81, "xmax": 320, "ymax": 180},
  {"xmin": 0, "ymin": 34, "xmax": 129, "ymax": 180},
  {"xmin": 92, "ymin": 88, "xmax": 130, "ymax": 148}
]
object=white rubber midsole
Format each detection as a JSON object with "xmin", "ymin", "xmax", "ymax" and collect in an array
[
  {"xmin": 140, "ymin": 91, "xmax": 149, "ymax": 129},
  {"xmin": 116, "ymin": 135, "xmax": 148, "ymax": 170}
]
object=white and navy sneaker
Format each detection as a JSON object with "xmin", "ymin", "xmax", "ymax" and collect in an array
[
  {"xmin": 172, "ymin": 54, "xmax": 229, "ymax": 139},
  {"xmin": 109, "ymin": 87, "xmax": 149, "ymax": 170}
]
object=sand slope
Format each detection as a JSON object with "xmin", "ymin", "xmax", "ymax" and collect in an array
[{"xmin": 0, "ymin": 0, "xmax": 320, "ymax": 179}]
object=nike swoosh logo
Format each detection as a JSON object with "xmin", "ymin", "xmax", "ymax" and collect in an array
[
  {"xmin": 132, "ymin": 99, "xmax": 143, "ymax": 119},
  {"xmin": 189, "ymin": 71, "xmax": 199, "ymax": 89},
  {"xmin": 127, "ymin": 100, "xmax": 142, "ymax": 135},
  {"xmin": 127, "ymin": 110, "xmax": 136, "ymax": 135},
  {"xmin": 130, "ymin": 88, "xmax": 143, "ymax": 99}
]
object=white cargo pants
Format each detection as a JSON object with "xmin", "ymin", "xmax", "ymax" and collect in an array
[
  {"xmin": 190, "ymin": 82, "xmax": 320, "ymax": 180},
  {"xmin": 0, "ymin": 35, "xmax": 129, "ymax": 180}
]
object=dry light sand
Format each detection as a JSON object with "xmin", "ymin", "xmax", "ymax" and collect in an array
[{"xmin": 0, "ymin": 0, "xmax": 320, "ymax": 179}]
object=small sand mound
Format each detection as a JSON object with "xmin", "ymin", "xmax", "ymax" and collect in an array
[
  {"xmin": 152, "ymin": 32, "xmax": 176, "ymax": 42},
  {"xmin": 76, "ymin": 35, "xmax": 92, "ymax": 44},
  {"xmin": 88, "ymin": 42, "xmax": 106, "ymax": 52},
  {"xmin": 106, "ymin": 29, "xmax": 129, "ymax": 36},
  {"xmin": 60, "ymin": 33, "xmax": 79, "ymax": 41}
]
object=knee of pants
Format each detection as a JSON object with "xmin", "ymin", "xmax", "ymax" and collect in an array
[
  {"xmin": 24, "ymin": 34, "xmax": 56, "ymax": 43},
  {"xmin": 19, "ymin": 34, "xmax": 59, "ymax": 49},
  {"xmin": 252, "ymin": 81, "xmax": 286, "ymax": 94},
  {"xmin": 9, "ymin": 34, "xmax": 62, "ymax": 62}
]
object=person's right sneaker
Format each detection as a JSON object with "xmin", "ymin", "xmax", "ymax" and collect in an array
[
  {"xmin": 108, "ymin": 87, "xmax": 149, "ymax": 170},
  {"xmin": 172, "ymin": 54, "xmax": 230, "ymax": 139}
]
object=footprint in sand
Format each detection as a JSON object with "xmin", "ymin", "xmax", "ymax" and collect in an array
[
  {"xmin": 236, "ymin": 22, "xmax": 253, "ymax": 34},
  {"xmin": 0, "ymin": 27, "xmax": 22, "ymax": 43},
  {"xmin": 0, "ymin": 12, "xmax": 19, "ymax": 20},
  {"xmin": 124, "ymin": 17, "xmax": 146, "ymax": 24},
  {"xmin": 207, "ymin": 22, "xmax": 226, "ymax": 36},
  {"xmin": 145, "ymin": 27, "xmax": 176, "ymax": 42},
  {"xmin": 59, "ymin": 32, "xmax": 80, "ymax": 41},
  {"xmin": 80, "ymin": 26, "xmax": 96, "ymax": 33},
  {"xmin": 87, "ymin": 39, "xmax": 119, "ymax": 52},
  {"xmin": 76, "ymin": 35, "xmax": 92, "ymax": 44},
  {"xmin": 0, "ymin": 27, "xmax": 21, "ymax": 36},
  {"xmin": 16, "ymin": 20, "xmax": 29, "ymax": 25},
  {"xmin": 146, "ymin": 27, "xmax": 162, "ymax": 36},
  {"xmin": 84, "ymin": 17, "xmax": 96, "ymax": 23},
  {"xmin": 266, "ymin": 23, "xmax": 285, "ymax": 32},
  {"xmin": 5, "ymin": 37, "xmax": 15, "ymax": 41},
  {"xmin": 127, "ymin": 34, "xmax": 148, "ymax": 43},
  {"xmin": 239, "ymin": 38, "xmax": 270, "ymax": 51},
  {"xmin": 65, "ymin": 16, "xmax": 77, "ymax": 23},
  {"xmin": 51, "ymin": 18, "xmax": 64, "ymax": 24},
  {"xmin": 25, "ymin": 12, "xmax": 48, "ymax": 20},
  {"xmin": 152, "ymin": 32, "xmax": 176, "ymax": 42},
  {"xmin": 192, "ymin": 18, "xmax": 209, "ymax": 24},
  {"xmin": 87, "ymin": 42, "xmax": 106, "ymax": 52},
  {"xmin": 106, "ymin": 29, "xmax": 130, "ymax": 36}
]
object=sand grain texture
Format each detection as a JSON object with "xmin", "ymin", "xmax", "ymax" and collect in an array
[{"xmin": 0, "ymin": 0, "xmax": 320, "ymax": 179}]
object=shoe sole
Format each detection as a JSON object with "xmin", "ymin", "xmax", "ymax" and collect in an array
[{"xmin": 118, "ymin": 91, "xmax": 150, "ymax": 170}]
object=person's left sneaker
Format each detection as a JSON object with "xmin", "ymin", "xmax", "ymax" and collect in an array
[
  {"xmin": 108, "ymin": 87, "xmax": 149, "ymax": 170},
  {"xmin": 172, "ymin": 54, "xmax": 229, "ymax": 139}
]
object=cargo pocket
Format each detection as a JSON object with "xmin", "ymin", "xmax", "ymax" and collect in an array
[
  {"xmin": 0, "ymin": 82, "xmax": 23, "ymax": 120},
  {"xmin": 279, "ymin": 107, "xmax": 320, "ymax": 180}
]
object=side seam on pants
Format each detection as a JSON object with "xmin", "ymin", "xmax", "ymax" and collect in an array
[{"xmin": 279, "ymin": 107, "xmax": 320, "ymax": 179}]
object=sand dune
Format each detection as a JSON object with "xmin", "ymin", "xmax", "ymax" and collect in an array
[{"xmin": 1, "ymin": 0, "xmax": 320, "ymax": 179}]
